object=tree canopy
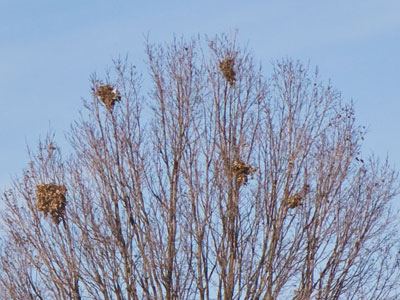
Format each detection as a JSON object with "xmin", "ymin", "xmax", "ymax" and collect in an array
[{"xmin": 1, "ymin": 34, "xmax": 399, "ymax": 300}]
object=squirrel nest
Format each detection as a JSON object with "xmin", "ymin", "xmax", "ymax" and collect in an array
[
  {"xmin": 219, "ymin": 58, "xmax": 236, "ymax": 85},
  {"xmin": 232, "ymin": 160, "xmax": 257, "ymax": 185},
  {"xmin": 36, "ymin": 183, "xmax": 67, "ymax": 224},
  {"xmin": 96, "ymin": 84, "xmax": 121, "ymax": 110}
]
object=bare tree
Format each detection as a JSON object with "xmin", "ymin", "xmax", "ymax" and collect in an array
[{"xmin": 1, "ymin": 34, "xmax": 400, "ymax": 300}]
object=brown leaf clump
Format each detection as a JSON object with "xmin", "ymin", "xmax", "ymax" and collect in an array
[
  {"xmin": 219, "ymin": 58, "xmax": 236, "ymax": 85},
  {"xmin": 287, "ymin": 193, "xmax": 302, "ymax": 209},
  {"xmin": 232, "ymin": 160, "xmax": 257, "ymax": 185},
  {"xmin": 96, "ymin": 84, "xmax": 121, "ymax": 110},
  {"xmin": 36, "ymin": 183, "xmax": 67, "ymax": 224}
]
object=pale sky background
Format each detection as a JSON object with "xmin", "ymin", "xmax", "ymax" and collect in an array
[{"xmin": 1, "ymin": 0, "xmax": 400, "ymax": 193}]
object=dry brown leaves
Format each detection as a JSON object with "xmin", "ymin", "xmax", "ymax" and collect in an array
[
  {"xmin": 219, "ymin": 58, "xmax": 236, "ymax": 85},
  {"xmin": 287, "ymin": 193, "xmax": 302, "ymax": 209},
  {"xmin": 232, "ymin": 160, "xmax": 257, "ymax": 185},
  {"xmin": 36, "ymin": 183, "xmax": 67, "ymax": 224},
  {"xmin": 96, "ymin": 84, "xmax": 121, "ymax": 110}
]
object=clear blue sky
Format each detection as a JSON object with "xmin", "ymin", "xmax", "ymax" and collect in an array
[{"xmin": 1, "ymin": 0, "xmax": 400, "ymax": 190}]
